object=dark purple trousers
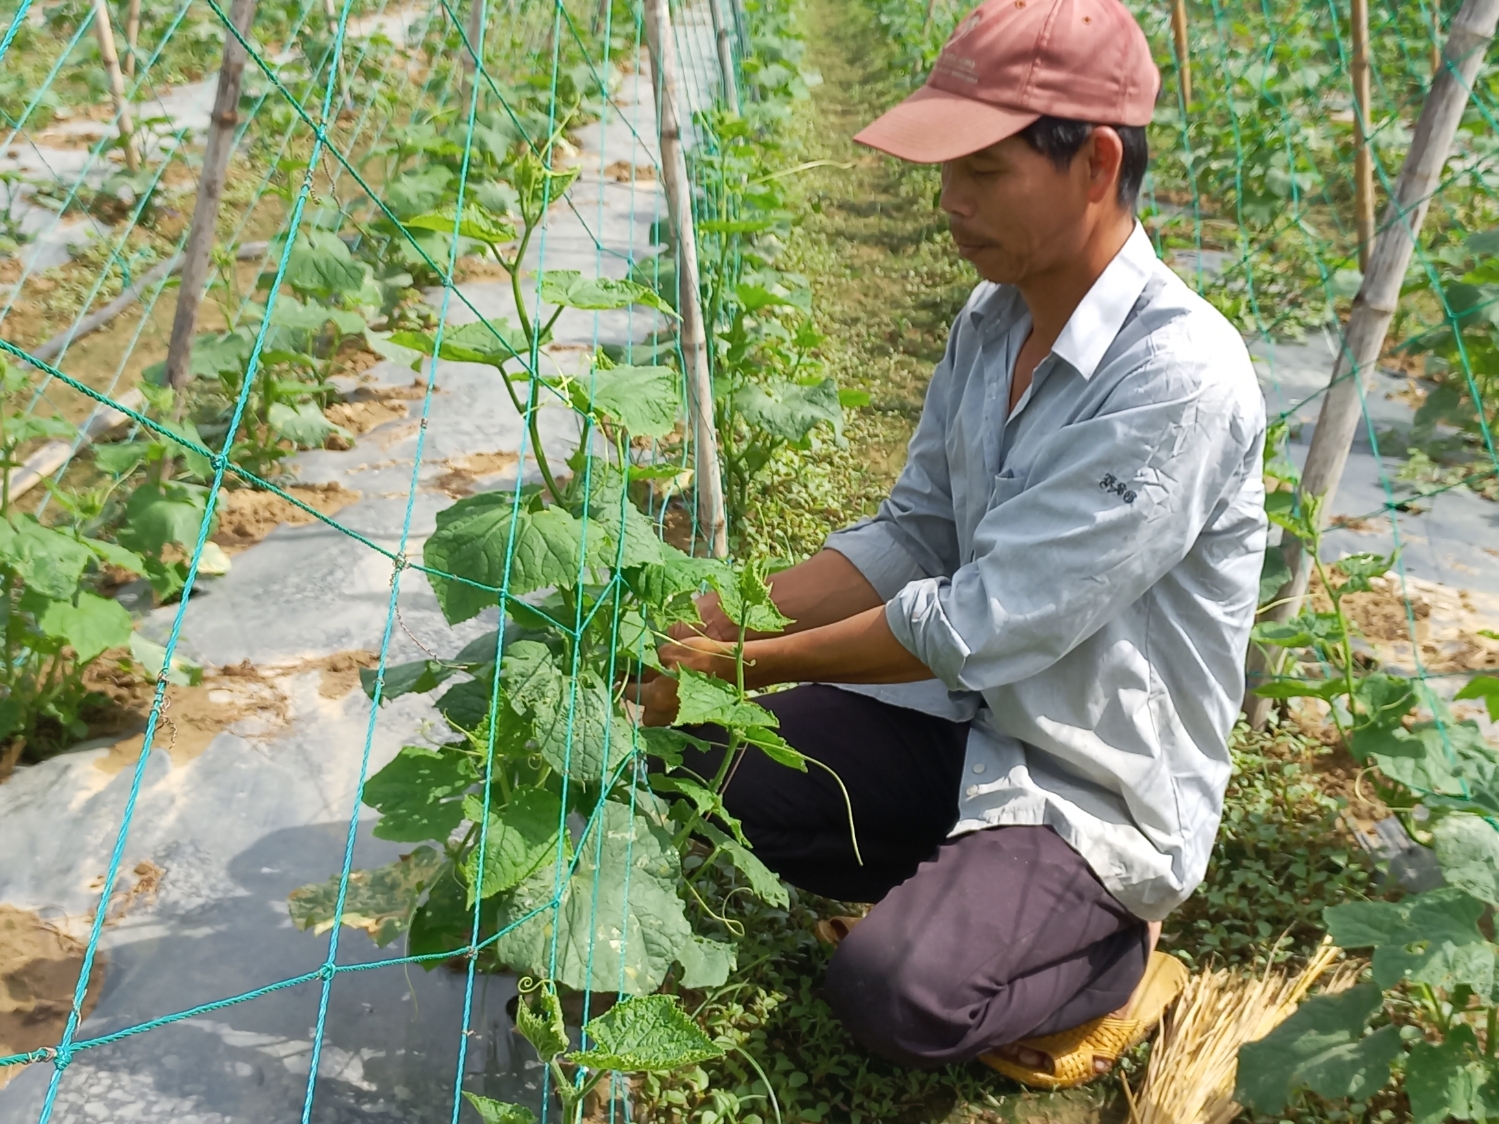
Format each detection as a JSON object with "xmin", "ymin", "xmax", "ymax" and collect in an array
[{"xmin": 681, "ymin": 684, "xmax": 1148, "ymax": 1068}]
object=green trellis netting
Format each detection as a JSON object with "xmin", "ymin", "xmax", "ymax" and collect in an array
[{"xmin": 0, "ymin": 0, "xmax": 1496, "ymax": 1119}]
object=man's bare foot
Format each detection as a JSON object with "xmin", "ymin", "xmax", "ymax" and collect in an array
[{"xmin": 991, "ymin": 921, "xmax": 1163, "ymax": 1076}]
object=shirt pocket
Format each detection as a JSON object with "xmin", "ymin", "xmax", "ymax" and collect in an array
[{"xmin": 989, "ymin": 470, "xmax": 1027, "ymax": 508}]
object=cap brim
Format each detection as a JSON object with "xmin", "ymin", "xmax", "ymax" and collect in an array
[{"xmin": 853, "ymin": 85, "xmax": 1039, "ymax": 164}]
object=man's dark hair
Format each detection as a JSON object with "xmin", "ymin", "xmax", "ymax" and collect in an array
[{"xmin": 1016, "ymin": 117, "xmax": 1149, "ymax": 209}]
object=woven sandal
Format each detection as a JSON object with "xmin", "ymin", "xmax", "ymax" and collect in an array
[
  {"xmin": 812, "ymin": 914, "xmax": 863, "ymax": 945},
  {"xmin": 979, "ymin": 951, "xmax": 1188, "ymax": 1090}
]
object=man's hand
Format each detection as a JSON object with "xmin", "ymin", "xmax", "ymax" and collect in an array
[
  {"xmin": 637, "ymin": 635, "xmax": 736, "ymax": 726},
  {"xmin": 667, "ymin": 591, "xmax": 738, "ymax": 644}
]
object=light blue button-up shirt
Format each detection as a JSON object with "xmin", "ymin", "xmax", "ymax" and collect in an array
[{"xmin": 824, "ymin": 225, "xmax": 1266, "ymax": 921}]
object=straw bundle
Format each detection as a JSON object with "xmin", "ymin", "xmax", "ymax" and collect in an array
[{"xmin": 1125, "ymin": 943, "xmax": 1359, "ymax": 1124}]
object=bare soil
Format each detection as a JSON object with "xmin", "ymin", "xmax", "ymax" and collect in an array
[
  {"xmin": 0, "ymin": 906, "xmax": 104, "ymax": 1091},
  {"xmin": 430, "ymin": 449, "xmax": 520, "ymax": 497},
  {"xmin": 211, "ymin": 481, "xmax": 362, "ymax": 554},
  {"xmin": 90, "ymin": 660, "xmax": 291, "ymax": 777}
]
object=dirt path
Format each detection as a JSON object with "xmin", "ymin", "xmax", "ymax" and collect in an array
[{"xmin": 739, "ymin": 0, "xmax": 977, "ymax": 559}]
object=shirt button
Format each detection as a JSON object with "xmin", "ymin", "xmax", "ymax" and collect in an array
[
  {"xmin": 972, "ymin": 763, "xmax": 986, "ymax": 774},
  {"xmin": 965, "ymin": 785, "xmax": 980, "ymax": 798}
]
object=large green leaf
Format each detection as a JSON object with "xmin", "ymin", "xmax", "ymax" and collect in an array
[
  {"xmin": 676, "ymin": 934, "xmax": 736, "ymax": 988},
  {"xmin": 36, "ymin": 592, "xmax": 132, "ymax": 662},
  {"xmin": 384, "ymin": 165, "xmax": 453, "ymax": 220},
  {"xmin": 461, "ymin": 1094, "xmax": 535, "ymax": 1124},
  {"xmin": 489, "ymin": 800, "xmax": 694, "ymax": 994},
  {"xmin": 1235, "ymin": 984, "xmax": 1402, "ymax": 1114},
  {"xmin": 572, "ymin": 365, "xmax": 679, "ymax": 437},
  {"xmin": 92, "ymin": 441, "xmax": 150, "ymax": 478},
  {"xmin": 287, "ymin": 846, "xmax": 444, "ymax": 946},
  {"xmin": 626, "ymin": 548, "xmax": 731, "ymax": 610},
  {"xmin": 1361, "ymin": 721, "xmax": 1488, "ymax": 796},
  {"xmin": 404, "ymin": 202, "xmax": 516, "ymax": 245},
  {"xmin": 673, "ymin": 667, "xmax": 776, "ymax": 729},
  {"xmin": 567, "ymin": 993, "xmax": 723, "ymax": 1071},
  {"xmin": 531, "ymin": 674, "xmax": 630, "ymax": 785},
  {"xmin": 128, "ymin": 633, "xmax": 203, "ymax": 687},
  {"xmin": 539, "ymin": 270, "xmax": 677, "ymax": 317},
  {"xmin": 268, "ymin": 402, "xmax": 348, "ymax": 448},
  {"xmin": 1352, "ymin": 672, "xmax": 1417, "ymax": 730},
  {"xmin": 1326, "ymin": 889, "xmax": 1496, "ymax": 994},
  {"xmin": 268, "ymin": 296, "xmax": 367, "ymax": 339},
  {"xmin": 362, "ymin": 744, "xmax": 477, "ymax": 843},
  {"xmin": 577, "ymin": 468, "xmax": 663, "ymax": 570},
  {"xmin": 360, "ymin": 658, "xmax": 459, "ymax": 703},
  {"xmin": 736, "ymin": 377, "xmax": 843, "ymax": 444},
  {"xmin": 117, "ymin": 482, "xmax": 214, "ymax": 553},
  {"xmin": 406, "ymin": 861, "xmax": 471, "ymax": 961},
  {"xmin": 424, "ymin": 495, "xmax": 610, "ymax": 624},
  {"xmin": 0, "ymin": 517, "xmax": 93, "ymax": 600},
  {"xmin": 1455, "ymin": 675, "xmax": 1499, "ymax": 721},
  {"xmin": 460, "ymin": 787, "xmax": 564, "ymax": 903},
  {"xmin": 1406, "ymin": 1025, "xmax": 1499, "ymax": 1124},
  {"xmin": 277, "ymin": 230, "xmax": 370, "ymax": 299},
  {"xmin": 389, "ymin": 319, "xmax": 530, "ymax": 370},
  {"xmin": 1433, "ymin": 815, "xmax": 1499, "ymax": 905}
]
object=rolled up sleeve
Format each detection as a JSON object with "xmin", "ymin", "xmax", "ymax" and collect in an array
[
  {"xmin": 824, "ymin": 338, "xmax": 962, "ymax": 600},
  {"xmin": 887, "ymin": 370, "xmax": 1260, "ymax": 692}
]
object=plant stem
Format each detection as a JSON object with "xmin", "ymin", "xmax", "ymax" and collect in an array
[{"xmin": 493, "ymin": 223, "xmax": 563, "ymax": 502}]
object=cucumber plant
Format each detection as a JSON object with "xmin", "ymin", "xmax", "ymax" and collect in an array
[
  {"xmin": 0, "ymin": 359, "xmax": 149, "ymax": 761},
  {"xmin": 1252, "ymin": 421, "xmax": 1499, "ymax": 819},
  {"xmin": 288, "ymin": 146, "xmax": 814, "ymax": 996},
  {"xmin": 1241, "ymin": 430, "xmax": 1499, "ymax": 1122},
  {"xmin": 1236, "ymin": 803, "xmax": 1499, "ymax": 1123}
]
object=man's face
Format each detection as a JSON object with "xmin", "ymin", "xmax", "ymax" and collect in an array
[{"xmin": 939, "ymin": 135, "xmax": 1097, "ymax": 285}]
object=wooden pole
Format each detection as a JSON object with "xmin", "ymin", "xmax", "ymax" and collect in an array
[
  {"xmin": 162, "ymin": 0, "xmax": 258, "ymax": 392},
  {"xmin": 93, "ymin": 0, "xmax": 138, "ymax": 172},
  {"xmin": 1351, "ymin": 0, "xmax": 1375, "ymax": 269},
  {"xmin": 461, "ymin": 0, "xmax": 484, "ymax": 99},
  {"xmin": 123, "ymin": 0, "xmax": 140, "ymax": 79},
  {"xmin": 1171, "ymin": 0, "xmax": 1191, "ymax": 107},
  {"xmin": 644, "ymin": 0, "xmax": 728, "ymax": 558},
  {"xmin": 1244, "ymin": 0, "xmax": 1499, "ymax": 728},
  {"xmin": 708, "ymin": 0, "xmax": 739, "ymax": 114}
]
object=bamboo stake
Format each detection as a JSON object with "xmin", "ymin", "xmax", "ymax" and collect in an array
[
  {"xmin": 708, "ymin": 0, "xmax": 739, "ymax": 114},
  {"xmin": 643, "ymin": 0, "xmax": 729, "ymax": 558},
  {"xmin": 1171, "ymin": 0, "xmax": 1191, "ymax": 107},
  {"xmin": 461, "ymin": 0, "xmax": 484, "ymax": 100},
  {"xmin": 1244, "ymin": 0, "xmax": 1499, "ymax": 729},
  {"xmin": 162, "ymin": 0, "xmax": 258, "ymax": 392},
  {"xmin": 1351, "ymin": 0, "xmax": 1375, "ymax": 269},
  {"xmin": 93, "ymin": 0, "xmax": 138, "ymax": 172},
  {"xmin": 123, "ymin": 0, "xmax": 140, "ymax": 79}
]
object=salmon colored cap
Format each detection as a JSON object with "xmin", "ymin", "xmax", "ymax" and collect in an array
[{"xmin": 855, "ymin": 0, "xmax": 1161, "ymax": 164}]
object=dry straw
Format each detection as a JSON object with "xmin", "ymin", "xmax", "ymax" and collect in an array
[{"xmin": 1124, "ymin": 942, "xmax": 1361, "ymax": 1124}]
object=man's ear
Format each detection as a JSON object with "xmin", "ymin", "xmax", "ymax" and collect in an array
[{"xmin": 1084, "ymin": 126, "xmax": 1125, "ymax": 207}]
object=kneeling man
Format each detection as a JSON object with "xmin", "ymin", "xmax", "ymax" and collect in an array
[{"xmin": 641, "ymin": 0, "xmax": 1266, "ymax": 1086}]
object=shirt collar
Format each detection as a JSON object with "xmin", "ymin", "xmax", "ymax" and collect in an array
[{"xmin": 1050, "ymin": 222, "xmax": 1156, "ymax": 381}]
